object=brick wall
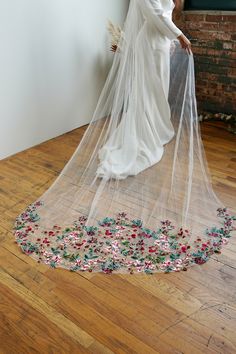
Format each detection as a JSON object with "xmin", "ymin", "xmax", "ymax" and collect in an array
[{"xmin": 174, "ymin": 11, "xmax": 236, "ymax": 114}]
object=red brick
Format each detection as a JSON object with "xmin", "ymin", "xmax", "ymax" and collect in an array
[
  {"xmin": 188, "ymin": 31, "xmax": 231, "ymax": 43},
  {"xmin": 192, "ymin": 47, "xmax": 208, "ymax": 56},
  {"xmin": 210, "ymin": 32, "xmax": 232, "ymax": 41},
  {"xmin": 206, "ymin": 14, "xmax": 236, "ymax": 22},
  {"xmin": 197, "ymin": 72, "xmax": 218, "ymax": 81},
  {"xmin": 198, "ymin": 22, "xmax": 220, "ymax": 31},
  {"xmin": 186, "ymin": 21, "xmax": 231, "ymax": 31},
  {"xmin": 219, "ymin": 23, "xmax": 236, "ymax": 32},
  {"xmin": 185, "ymin": 21, "xmax": 206, "ymax": 30},
  {"xmin": 187, "ymin": 30, "xmax": 212, "ymax": 40},
  {"xmin": 184, "ymin": 13, "xmax": 205, "ymax": 22}
]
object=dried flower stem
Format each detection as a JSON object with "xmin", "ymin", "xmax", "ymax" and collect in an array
[{"xmin": 107, "ymin": 20, "xmax": 124, "ymax": 52}]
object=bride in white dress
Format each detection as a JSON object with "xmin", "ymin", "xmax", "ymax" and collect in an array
[{"xmin": 96, "ymin": 0, "xmax": 191, "ymax": 179}]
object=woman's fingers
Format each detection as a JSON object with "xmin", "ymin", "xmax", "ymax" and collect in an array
[
  {"xmin": 186, "ymin": 45, "xmax": 192, "ymax": 55},
  {"xmin": 178, "ymin": 34, "xmax": 192, "ymax": 55}
]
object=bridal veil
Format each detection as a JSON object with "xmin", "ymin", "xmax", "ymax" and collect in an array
[{"xmin": 13, "ymin": 0, "xmax": 235, "ymax": 274}]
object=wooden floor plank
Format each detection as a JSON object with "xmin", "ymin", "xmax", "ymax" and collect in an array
[
  {"xmin": 0, "ymin": 269, "xmax": 104, "ymax": 352},
  {"xmin": 0, "ymin": 122, "xmax": 235, "ymax": 353},
  {"xmin": 0, "ymin": 282, "xmax": 90, "ymax": 354}
]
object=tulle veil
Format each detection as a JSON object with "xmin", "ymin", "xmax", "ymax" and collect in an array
[{"xmin": 13, "ymin": 0, "xmax": 235, "ymax": 274}]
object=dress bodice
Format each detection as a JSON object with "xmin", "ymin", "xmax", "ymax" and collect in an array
[{"xmin": 138, "ymin": 0, "xmax": 181, "ymax": 49}]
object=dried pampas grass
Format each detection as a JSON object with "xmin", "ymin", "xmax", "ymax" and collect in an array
[{"xmin": 107, "ymin": 20, "xmax": 123, "ymax": 52}]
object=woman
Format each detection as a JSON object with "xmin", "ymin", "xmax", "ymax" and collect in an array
[
  {"xmin": 13, "ymin": 0, "xmax": 235, "ymax": 274},
  {"xmin": 97, "ymin": 0, "xmax": 191, "ymax": 179}
]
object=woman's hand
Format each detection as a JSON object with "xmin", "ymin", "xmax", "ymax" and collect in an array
[{"xmin": 177, "ymin": 34, "xmax": 192, "ymax": 54}]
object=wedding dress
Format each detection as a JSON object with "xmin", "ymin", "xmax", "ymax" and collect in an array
[
  {"xmin": 97, "ymin": 0, "xmax": 180, "ymax": 179},
  {"xmin": 13, "ymin": 0, "xmax": 235, "ymax": 274}
]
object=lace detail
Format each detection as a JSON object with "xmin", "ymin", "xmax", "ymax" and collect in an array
[{"xmin": 13, "ymin": 201, "xmax": 236, "ymax": 274}]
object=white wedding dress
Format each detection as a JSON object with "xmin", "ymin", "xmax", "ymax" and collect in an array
[{"xmin": 96, "ymin": 0, "xmax": 183, "ymax": 179}]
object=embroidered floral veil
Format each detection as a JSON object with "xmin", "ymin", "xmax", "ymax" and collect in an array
[{"xmin": 13, "ymin": 0, "xmax": 235, "ymax": 274}]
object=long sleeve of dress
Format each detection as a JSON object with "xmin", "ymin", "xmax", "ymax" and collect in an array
[{"xmin": 143, "ymin": 0, "xmax": 183, "ymax": 40}]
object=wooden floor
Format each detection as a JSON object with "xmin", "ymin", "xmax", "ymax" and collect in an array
[{"xmin": 0, "ymin": 122, "xmax": 235, "ymax": 354}]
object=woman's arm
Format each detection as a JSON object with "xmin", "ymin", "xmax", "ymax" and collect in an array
[
  {"xmin": 142, "ymin": 0, "xmax": 192, "ymax": 53},
  {"xmin": 142, "ymin": 0, "xmax": 183, "ymax": 40}
]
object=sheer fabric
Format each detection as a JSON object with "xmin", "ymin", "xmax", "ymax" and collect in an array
[{"xmin": 13, "ymin": 0, "xmax": 235, "ymax": 274}]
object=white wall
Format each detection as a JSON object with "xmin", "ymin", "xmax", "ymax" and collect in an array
[{"xmin": 0, "ymin": 0, "xmax": 129, "ymax": 160}]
